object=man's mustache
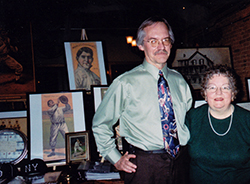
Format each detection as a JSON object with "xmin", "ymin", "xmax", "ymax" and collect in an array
[{"xmin": 154, "ymin": 50, "xmax": 169, "ymax": 55}]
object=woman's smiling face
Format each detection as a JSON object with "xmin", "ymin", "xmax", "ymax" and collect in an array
[{"xmin": 205, "ymin": 74, "xmax": 233, "ymax": 111}]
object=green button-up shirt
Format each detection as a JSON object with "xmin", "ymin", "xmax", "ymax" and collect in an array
[{"xmin": 92, "ymin": 60, "xmax": 192, "ymax": 164}]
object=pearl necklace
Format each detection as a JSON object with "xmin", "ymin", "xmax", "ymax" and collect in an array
[{"xmin": 207, "ymin": 106, "xmax": 233, "ymax": 136}]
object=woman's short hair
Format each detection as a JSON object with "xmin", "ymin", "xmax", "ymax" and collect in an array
[
  {"xmin": 201, "ymin": 65, "xmax": 238, "ymax": 99},
  {"xmin": 136, "ymin": 16, "xmax": 175, "ymax": 46}
]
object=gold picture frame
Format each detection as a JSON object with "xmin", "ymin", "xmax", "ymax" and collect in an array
[{"xmin": 65, "ymin": 131, "xmax": 90, "ymax": 164}]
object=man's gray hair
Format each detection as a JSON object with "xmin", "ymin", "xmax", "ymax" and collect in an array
[{"xmin": 136, "ymin": 16, "xmax": 175, "ymax": 46}]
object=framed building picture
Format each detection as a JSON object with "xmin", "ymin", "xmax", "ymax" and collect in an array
[
  {"xmin": 27, "ymin": 90, "xmax": 86, "ymax": 166},
  {"xmin": 172, "ymin": 47, "xmax": 232, "ymax": 92},
  {"xmin": 65, "ymin": 131, "xmax": 90, "ymax": 164},
  {"xmin": 64, "ymin": 41, "xmax": 107, "ymax": 91}
]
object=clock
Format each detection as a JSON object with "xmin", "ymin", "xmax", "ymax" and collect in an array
[{"xmin": 0, "ymin": 128, "xmax": 28, "ymax": 165}]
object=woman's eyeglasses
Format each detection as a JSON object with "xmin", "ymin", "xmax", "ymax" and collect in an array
[{"xmin": 206, "ymin": 85, "xmax": 232, "ymax": 93}]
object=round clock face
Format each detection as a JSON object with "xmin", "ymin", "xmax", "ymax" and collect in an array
[{"xmin": 0, "ymin": 128, "xmax": 28, "ymax": 165}]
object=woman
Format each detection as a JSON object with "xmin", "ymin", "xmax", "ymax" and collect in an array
[{"xmin": 185, "ymin": 65, "xmax": 250, "ymax": 184}]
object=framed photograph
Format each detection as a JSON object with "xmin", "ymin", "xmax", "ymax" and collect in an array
[
  {"xmin": 64, "ymin": 41, "xmax": 107, "ymax": 91},
  {"xmin": 172, "ymin": 47, "xmax": 232, "ymax": 91},
  {"xmin": 27, "ymin": 91, "xmax": 86, "ymax": 166},
  {"xmin": 0, "ymin": 110, "xmax": 27, "ymax": 136},
  {"xmin": 246, "ymin": 78, "xmax": 250, "ymax": 101},
  {"xmin": 91, "ymin": 85, "xmax": 109, "ymax": 111},
  {"xmin": 0, "ymin": 21, "xmax": 35, "ymax": 100},
  {"xmin": 65, "ymin": 131, "xmax": 90, "ymax": 164}
]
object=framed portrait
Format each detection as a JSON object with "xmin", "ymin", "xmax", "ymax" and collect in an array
[
  {"xmin": 65, "ymin": 131, "xmax": 90, "ymax": 164},
  {"xmin": 64, "ymin": 41, "xmax": 107, "ymax": 91},
  {"xmin": 0, "ymin": 110, "xmax": 27, "ymax": 136},
  {"xmin": 246, "ymin": 78, "xmax": 250, "ymax": 101},
  {"xmin": 172, "ymin": 47, "xmax": 232, "ymax": 93},
  {"xmin": 91, "ymin": 85, "xmax": 109, "ymax": 111},
  {"xmin": 27, "ymin": 90, "xmax": 86, "ymax": 166}
]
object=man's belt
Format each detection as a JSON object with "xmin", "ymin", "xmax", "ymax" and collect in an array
[{"xmin": 129, "ymin": 144, "xmax": 167, "ymax": 154}]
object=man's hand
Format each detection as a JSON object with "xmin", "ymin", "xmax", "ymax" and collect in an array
[{"xmin": 114, "ymin": 151, "xmax": 137, "ymax": 173}]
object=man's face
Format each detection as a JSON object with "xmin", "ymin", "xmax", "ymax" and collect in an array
[
  {"xmin": 138, "ymin": 22, "xmax": 172, "ymax": 70},
  {"xmin": 78, "ymin": 51, "xmax": 93, "ymax": 69},
  {"xmin": 48, "ymin": 100, "xmax": 55, "ymax": 107}
]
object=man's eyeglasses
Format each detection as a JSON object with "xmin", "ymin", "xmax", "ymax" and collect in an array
[
  {"xmin": 144, "ymin": 37, "xmax": 172, "ymax": 47},
  {"xmin": 206, "ymin": 85, "xmax": 232, "ymax": 93}
]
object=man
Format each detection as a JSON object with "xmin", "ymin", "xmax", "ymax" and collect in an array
[
  {"xmin": 0, "ymin": 121, "xmax": 6, "ymax": 129},
  {"xmin": 73, "ymin": 139, "xmax": 84, "ymax": 157},
  {"xmin": 74, "ymin": 47, "xmax": 101, "ymax": 90},
  {"xmin": 7, "ymin": 120, "xmax": 12, "ymax": 128},
  {"xmin": 47, "ymin": 97, "xmax": 71, "ymax": 157},
  {"xmin": 13, "ymin": 120, "xmax": 20, "ymax": 130},
  {"xmin": 92, "ymin": 17, "xmax": 192, "ymax": 184}
]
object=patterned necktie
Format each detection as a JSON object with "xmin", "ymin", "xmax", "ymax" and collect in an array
[{"xmin": 158, "ymin": 70, "xmax": 179, "ymax": 157}]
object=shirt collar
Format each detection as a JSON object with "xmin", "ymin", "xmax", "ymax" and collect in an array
[{"xmin": 142, "ymin": 59, "xmax": 168, "ymax": 80}]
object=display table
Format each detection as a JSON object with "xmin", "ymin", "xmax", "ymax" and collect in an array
[
  {"xmin": 57, "ymin": 162, "xmax": 124, "ymax": 184},
  {"xmin": 59, "ymin": 179, "xmax": 124, "ymax": 184},
  {"xmin": 7, "ymin": 162, "xmax": 124, "ymax": 184}
]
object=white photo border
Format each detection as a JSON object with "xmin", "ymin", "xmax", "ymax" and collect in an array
[{"xmin": 91, "ymin": 85, "xmax": 109, "ymax": 112}]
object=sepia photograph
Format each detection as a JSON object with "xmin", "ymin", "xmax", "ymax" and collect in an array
[{"xmin": 64, "ymin": 41, "xmax": 107, "ymax": 91}]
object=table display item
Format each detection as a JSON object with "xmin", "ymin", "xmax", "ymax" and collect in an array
[{"xmin": 0, "ymin": 128, "xmax": 28, "ymax": 165}]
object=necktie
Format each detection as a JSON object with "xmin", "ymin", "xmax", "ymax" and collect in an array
[{"xmin": 158, "ymin": 70, "xmax": 179, "ymax": 157}]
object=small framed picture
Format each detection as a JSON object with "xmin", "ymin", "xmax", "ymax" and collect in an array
[{"xmin": 65, "ymin": 131, "xmax": 90, "ymax": 164}]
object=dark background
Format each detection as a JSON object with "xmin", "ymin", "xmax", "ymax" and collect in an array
[{"xmin": 1, "ymin": 0, "xmax": 250, "ymax": 161}]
